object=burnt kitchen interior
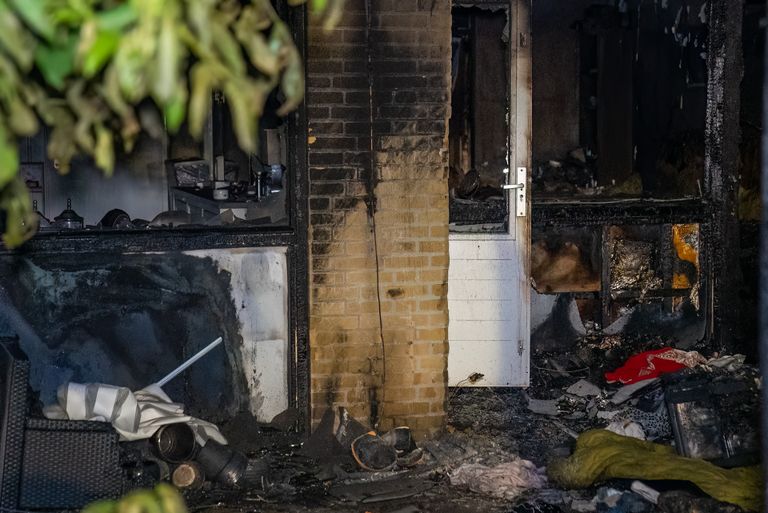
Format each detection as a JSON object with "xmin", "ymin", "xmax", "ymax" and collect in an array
[
  {"xmin": 449, "ymin": 0, "xmax": 757, "ymax": 355},
  {"xmin": 0, "ymin": 0, "xmax": 766, "ymax": 512}
]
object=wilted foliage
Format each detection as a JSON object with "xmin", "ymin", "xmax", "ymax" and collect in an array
[{"xmin": 0, "ymin": 0, "xmax": 342, "ymax": 247}]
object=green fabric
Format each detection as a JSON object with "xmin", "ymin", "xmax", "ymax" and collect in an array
[{"xmin": 548, "ymin": 429, "xmax": 763, "ymax": 511}]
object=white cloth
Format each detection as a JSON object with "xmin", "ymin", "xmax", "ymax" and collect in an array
[
  {"xmin": 43, "ymin": 382, "xmax": 227, "ymax": 444},
  {"xmin": 605, "ymin": 419, "xmax": 646, "ymax": 440},
  {"xmin": 450, "ymin": 460, "xmax": 547, "ymax": 499},
  {"xmin": 706, "ymin": 354, "xmax": 746, "ymax": 372}
]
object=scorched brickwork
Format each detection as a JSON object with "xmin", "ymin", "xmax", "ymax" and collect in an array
[{"xmin": 306, "ymin": 0, "xmax": 452, "ymax": 438}]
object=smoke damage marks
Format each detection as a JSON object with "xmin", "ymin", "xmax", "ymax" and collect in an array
[{"xmin": 0, "ymin": 252, "xmax": 250, "ymax": 423}]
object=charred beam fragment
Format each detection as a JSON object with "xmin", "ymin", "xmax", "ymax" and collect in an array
[{"xmin": 705, "ymin": 0, "xmax": 743, "ymax": 353}]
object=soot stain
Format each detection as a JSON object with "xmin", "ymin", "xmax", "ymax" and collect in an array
[{"xmin": 0, "ymin": 252, "xmax": 245, "ymax": 423}]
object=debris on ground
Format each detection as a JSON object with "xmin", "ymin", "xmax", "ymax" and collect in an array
[
  {"xmin": 657, "ymin": 491, "xmax": 747, "ymax": 513},
  {"xmin": 565, "ymin": 380, "xmax": 602, "ymax": 397},
  {"xmin": 447, "ymin": 338, "xmax": 762, "ymax": 513},
  {"xmin": 449, "ymin": 460, "xmax": 547, "ymax": 500},
  {"xmin": 609, "ymin": 379, "xmax": 658, "ymax": 405},
  {"xmin": 664, "ymin": 366, "xmax": 761, "ymax": 465},
  {"xmin": 20, "ymin": 332, "xmax": 763, "ymax": 513},
  {"xmin": 527, "ymin": 396, "xmax": 561, "ymax": 416},
  {"xmin": 43, "ymin": 382, "xmax": 227, "ymax": 444},
  {"xmin": 630, "ymin": 481, "xmax": 660, "ymax": 504},
  {"xmin": 351, "ymin": 432, "xmax": 398, "ymax": 471}
]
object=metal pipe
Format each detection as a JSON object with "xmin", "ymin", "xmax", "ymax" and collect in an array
[{"xmin": 154, "ymin": 336, "xmax": 223, "ymax": 388}]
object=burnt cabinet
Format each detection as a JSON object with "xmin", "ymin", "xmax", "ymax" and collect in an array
[{"xmin": 531, "ymin": 200, "xmax": 709, "ymax": 345}]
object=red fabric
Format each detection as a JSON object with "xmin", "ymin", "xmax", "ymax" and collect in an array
[{"xmin": 604, "ymin": 347, "xmax": 689, "ymax": 384}]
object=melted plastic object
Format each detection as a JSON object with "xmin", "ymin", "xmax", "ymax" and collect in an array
[{"xmin": 664, "ymin": 371, "xmax": 760, "ymax": 467}]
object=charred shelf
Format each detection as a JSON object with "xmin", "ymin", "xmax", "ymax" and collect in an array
[
  {"xmin": 0, "ymin": 227, "xmax": 299, "ymax": 255},
  {"xmin": 532, "ymin": 198, "xmax": 709, "ymax": 226},
  {"xmin": 450, "ymin": 198, "xmax": 507, "ymax": 226},
  {"xmin": 610, "ymin": 288, "xmax": 693, "ymax": 300},
  {"xmin": 451, "ymin": 198, "xmax": 708, "ymax": 227}
]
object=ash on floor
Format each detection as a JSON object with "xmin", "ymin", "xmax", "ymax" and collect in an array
[{"xmin": 190, "ymin": 340, "xmax": 758, "ymax": 513}]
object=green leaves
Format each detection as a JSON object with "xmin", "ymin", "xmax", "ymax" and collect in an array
[
  {"xmin": 151, "ymin": 14, "xmax": 184, "ymax": 104},
  {"xmin": 80, "ymin": 27, "xmax": 121, "ymax": 78},
  {"xmin": 0, "ymin": 1, "xmax": 36, "ymax": 70},
  {"xmin": 82, "ymin": 484, "xmax": 188, "ymax": 513},
  {"xmin": 310, "ymin": 0, "xmax": 344, "ymax": 31},
  {"xmin": 188, "ymin": 62, "xmax": 217, "ymax": 138},
  {"xmin": 0, "ymin": 175, "xmax": 37, "ymax": 248},
  {"xmin": 9, "ymin": 0, "xmax": 55, "ymax": 41},
  {"xmin": 35, "ymin": 36, "xmax": 77, "ymax": 89},
  {"xmin": 95, "ymin": 4, "xmax": 137, "ymax": 32},
  {"xmin": 0, "ymin": 121, "xmax": 18, "ymax": 189},
  {"xmin": 94, "ymin": 124, "xmax": 114, "ymax": 174},
  {"xmin": 0, "ymin": 0, "xmax": 345, "ymax": 248}
]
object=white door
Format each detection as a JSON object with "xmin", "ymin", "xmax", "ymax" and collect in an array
[{"xmin": 448, "ymin": 0, "xmax": 532, "ymax": 387}]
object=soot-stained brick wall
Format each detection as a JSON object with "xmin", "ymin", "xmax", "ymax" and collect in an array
[{"xmin": 307, "ymin": 0, "xmax": 451, "ymax": 437}]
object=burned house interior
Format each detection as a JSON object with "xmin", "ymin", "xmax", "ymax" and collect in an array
[{"xmin": 0, "ymin": 1, "xmax": 767, "ymax": 513}]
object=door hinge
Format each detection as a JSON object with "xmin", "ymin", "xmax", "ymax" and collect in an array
[
  {"xmin": 518, "ymin": 339, "xmax": 525, "ymax": 356},
  {"xmin": 520, "ymin": 32, "xmax": 528, "ymax": 48}
]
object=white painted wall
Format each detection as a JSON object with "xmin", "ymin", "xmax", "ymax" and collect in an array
[{"xmin": 185, "ymin": 248, "xmax": 289, "ymax": 422}]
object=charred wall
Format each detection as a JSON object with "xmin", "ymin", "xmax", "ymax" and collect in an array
[
  {"xmin": 307, "ymin": 0, "xmax": 452, "ymax": 437},
  {"xmin": 0, "ymin": 248, "xmax": 290, "ymax": 424},
  {"xmin": 531, "ymin": 0, "xmax": 592, "ymax": 163}
]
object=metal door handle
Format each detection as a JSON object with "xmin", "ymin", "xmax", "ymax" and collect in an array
[{"xmin": 503, "ymin": 167, "xmax": 527, "ymax": 217}]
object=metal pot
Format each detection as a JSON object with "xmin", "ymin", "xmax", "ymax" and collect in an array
[
  {"xmin": 53, "ymin": 199, "xmax": 84, "ymax": 230},
  {"xmin": 152, "ymin": 423, "xmax": 199, "ymax": 463},
  {"xmin": 195, "ymin": 439, "xmax": 247, "ymax": 488}
]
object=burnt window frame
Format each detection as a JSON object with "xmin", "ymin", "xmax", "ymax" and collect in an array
[
  {"xmin": 0, "ymin": 4, "xmax": 311, "ymax": 435},
  {"xmin": 449, "ymin": 0, "xmax": 513, "ymax": 231}
]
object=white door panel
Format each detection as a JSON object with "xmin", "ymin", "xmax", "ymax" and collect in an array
[
  {"xmin": 448, "ymin": 259, "xmax": 520, "ymax": 280},
  {"xmin": 447, "ymin": 0, "xmax": 531, "ymax": 388},
  {"xmin": 448, "ymin": 300, "xmax": 516, "ymax": 321},
  {"xmin": 448, "ymin": 236, "xmax": 529, "ymax": 386},
  {"xmin": 447, "ymin": 280, "xmax": 518, "ymax": 301},
  {"xmin": 449, "ymin": 239, "xmax": 520, "ymax": 260},
  {"xmin": 448, "ymin": 339, "xmax": 525, "ymax": 387},
  {"xmin": 450, "ymin": 320, "xmax": 519, "ymax": 341}
]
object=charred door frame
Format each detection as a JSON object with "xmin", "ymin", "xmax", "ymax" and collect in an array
[
  {"xmin": 0, "ymin": 7, "xmax": 312, "ymax": 434},
  {"xmin": 705, "ymin": 0, "xmax": 744, "ymax": 353}
]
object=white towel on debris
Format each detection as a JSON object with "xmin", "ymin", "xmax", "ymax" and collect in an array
[{"xmin": 43, "ymin": 382, "xmax": 227, "ymax": 444}]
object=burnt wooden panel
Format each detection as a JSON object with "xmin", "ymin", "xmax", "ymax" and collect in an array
[{"xmin": 596, "ymin": 28, "xmax": 634, "ymax": 186}]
